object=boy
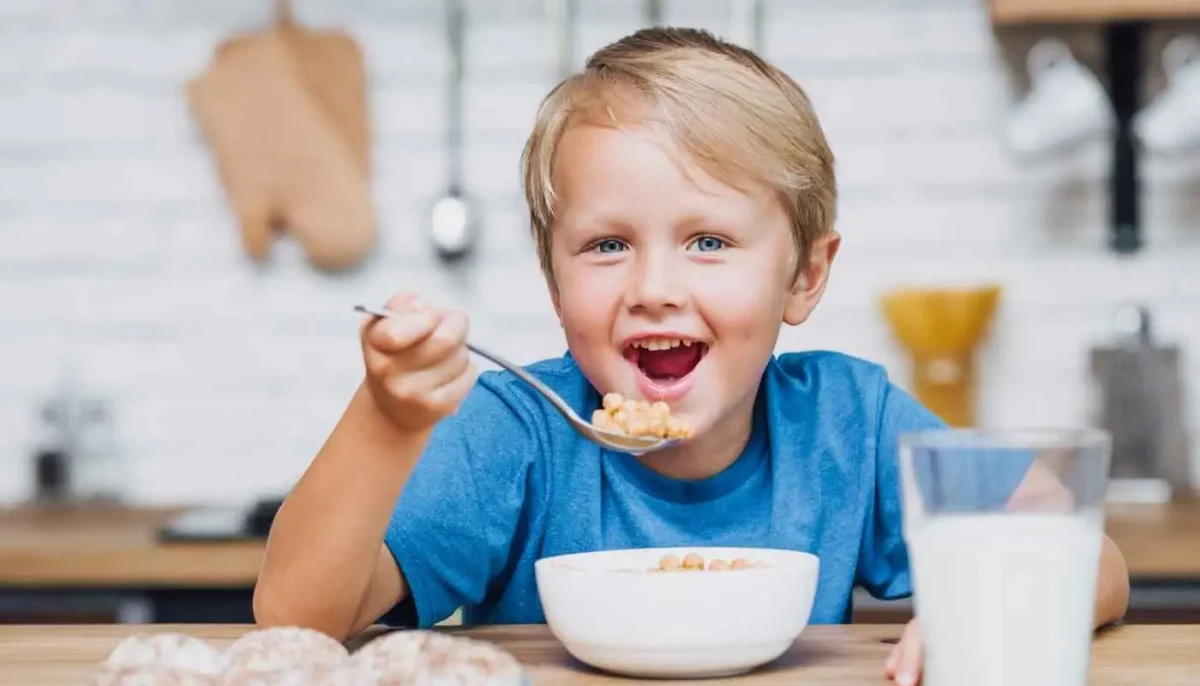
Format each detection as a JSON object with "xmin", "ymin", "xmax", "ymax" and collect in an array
[{"xmin": 254, "ymin": 27, "xmax": 1130, "ymax": 685}]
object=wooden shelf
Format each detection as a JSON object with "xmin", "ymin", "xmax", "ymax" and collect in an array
[{"xmin": 992, "ymin": 0, "xmax": 1200, "ymax": 25}]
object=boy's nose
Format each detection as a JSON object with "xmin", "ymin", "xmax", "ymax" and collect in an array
[{"xmin": 624, "ymin": 252, "xmax": 686, "ymax": 313}]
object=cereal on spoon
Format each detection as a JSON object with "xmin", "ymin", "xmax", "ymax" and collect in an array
[{"xmin": 591, "ymin": 392, "xmax": 694, "ymax": 441}]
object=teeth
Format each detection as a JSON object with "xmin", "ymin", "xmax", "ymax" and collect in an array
[{"xmin": 633, "ymin": 338, "xmax": 692, "ymax": 351}]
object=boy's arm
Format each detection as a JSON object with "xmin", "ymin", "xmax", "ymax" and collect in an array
[
  {"xmin": 1007, "ymin": 463, "xmax": 1130, "ymax": 627},
  {"xmin": 256, "ymin": 370, "xmax": 538, "ymax": 640},
  {"xmin": 253, "ymin": 382, "xmax": 420, "ymax": 640},
  {"xmin": 861, "ymin": 381, "xmax": 1131, "ymax": 610}
]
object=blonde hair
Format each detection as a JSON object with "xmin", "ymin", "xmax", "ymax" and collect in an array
[{"xmin": 520, "ymin": 26, "xmax": 836, "ymax": 286}]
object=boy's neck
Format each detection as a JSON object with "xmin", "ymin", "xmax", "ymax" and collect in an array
[{"xmin": 634, "ymin": 391, "xmax": 757, "ymax": 481}]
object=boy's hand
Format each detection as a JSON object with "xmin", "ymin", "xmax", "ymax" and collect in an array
[
  {"xmin": 884, "ymin": 619, "xmax": 922, "ymax": 686},
  {"xmin": 361, "ymin": 293, "xmax": 477, "ymax": 433}
]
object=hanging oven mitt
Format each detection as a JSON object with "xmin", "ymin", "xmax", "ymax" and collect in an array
[
  {"xmin": 186, "ymin": 30, "xmax": 375, "ymax": 271},
  {"xmin": 278, "ymin": 17, "xmax": 371, "ymax": 174}
]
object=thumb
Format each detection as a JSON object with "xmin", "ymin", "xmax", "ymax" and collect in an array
[{"xmin": 238, "ymin": 209, "xmax": 278, "ymax": 261}]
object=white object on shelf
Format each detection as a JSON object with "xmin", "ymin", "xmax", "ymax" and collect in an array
[
  {"xmin": 1135, "ymin": 34, "xmax": 1200, "ymax": 153},
  {"xmin": 1005, "ymin": 38, "xmax": 1115, "ymax": 158}
]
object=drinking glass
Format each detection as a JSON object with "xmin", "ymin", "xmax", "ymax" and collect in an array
[{"xmin": 898, "ymin": 428, "xmax": 1111, "ymax": 686}]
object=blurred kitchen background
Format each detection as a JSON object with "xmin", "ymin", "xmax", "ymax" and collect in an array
[{"xmin": 1, "ymin": 0, "xmax": 1199, "ymax": 626}]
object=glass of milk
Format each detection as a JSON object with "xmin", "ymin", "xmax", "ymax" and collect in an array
[{"xmin": 898, "ymin": 428, "xmax": 1111, "ymax": 686}]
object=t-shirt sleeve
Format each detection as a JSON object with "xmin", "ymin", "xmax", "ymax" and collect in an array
[
  {"xmin": 857, "ymin": 381, "xmax": 1035, "ymax": 600},
  {"xmin": 380, "ymin": 374, "xmax": 541, "ymax": 628},
  {"xmin": 855, "ymin": 382, "xmax": 943, "ymax": 600}
]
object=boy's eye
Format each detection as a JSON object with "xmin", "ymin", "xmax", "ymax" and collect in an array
[
  {"xmin": 689, "ymin": 235, "xmax": 727, "ymax": 252},
  {"xmin": 592, "ymin": 239, "xmax": 627, "ymax": 254}
]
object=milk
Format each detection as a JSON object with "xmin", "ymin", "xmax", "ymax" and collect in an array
[{"xmin": 908, "ymin": 513, "xmax": 1102, "ymax": 686}]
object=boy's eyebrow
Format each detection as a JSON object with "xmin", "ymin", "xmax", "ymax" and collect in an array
[
  {"xmin": 555, "ymin": 210, "xmax": 637, "ymax": 235},
  {"xmin": 558, "ymin": 210, "xmax": 756, "ymax": 240}
]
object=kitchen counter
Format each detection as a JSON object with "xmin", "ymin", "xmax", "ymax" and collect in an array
[
  {"xmin": 1105, "ymin": 499, "xmax": 1200, "ymax": 581},
  {"xmin": 0, "ymin": 505, "xmax": 263, "ymax": 587},
  {"xmin": 3, "ymin": 623, "xmax": 1199, "ymax": 685},
  {"xmin": 0, "ymin": 500, "xmax": 1197, "ymax": 624},
  {"xmin": 2, "ymin": 500, "xmax": 1197, "ymax": 588}
]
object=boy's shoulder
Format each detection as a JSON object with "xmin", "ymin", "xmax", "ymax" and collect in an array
[
  {"xmin": 770, "ymin": 349, "xmax": 893, "ymax": 396},
  {"xmin": 461, "ymin": 352, "xmax": 593, "ymax": 433},
  {"xmin": 766, "ymin": 349, "xmax": 919, "ymax": 439}
]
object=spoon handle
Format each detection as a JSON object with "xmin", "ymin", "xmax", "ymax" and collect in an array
[{"xmin": 462, "ymin": 342, "xmax": 584, "ymax": 423}]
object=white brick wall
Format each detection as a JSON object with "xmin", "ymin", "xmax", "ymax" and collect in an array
[{"xmin": 2, "ymin": 0, "xmax": 1198, "ymax": 505}]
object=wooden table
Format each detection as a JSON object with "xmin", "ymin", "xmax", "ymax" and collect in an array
[{"xmin": 2, "ymin": 623, "xmax": 1198, "ymax": 685}]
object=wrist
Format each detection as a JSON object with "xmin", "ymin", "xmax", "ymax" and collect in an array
[{"xmin": 351, "ymin": 380, "xmax": 433, "ymax": 462}]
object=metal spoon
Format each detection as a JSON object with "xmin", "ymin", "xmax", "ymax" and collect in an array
[{"xmin": 354, "ymin": 305, "xmax": 685, "ymax": 455}]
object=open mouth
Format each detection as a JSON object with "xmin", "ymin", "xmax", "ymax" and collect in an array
[{"xmin": 623, "ymin": 338, "xmax": 709, "ymax": 384}]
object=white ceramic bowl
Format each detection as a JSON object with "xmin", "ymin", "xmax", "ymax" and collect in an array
[{"xmin": 534, "ymin": 546, "xmax": 820, "ymax": 679}]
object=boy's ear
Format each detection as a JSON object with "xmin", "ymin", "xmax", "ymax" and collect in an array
[{"xmin": 783, "ymin": 232, "xmax": 841, "ymax": 326}]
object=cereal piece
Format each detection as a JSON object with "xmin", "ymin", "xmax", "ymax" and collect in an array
[
  {"xmin": 104, "ymin": 633, "xmax": 224, "ymax": 676},
  {"xmin": 645, "ymin": 552, "xmax": 767, "ymax": 573},
  {"xmin": 626, "ymin": 417, "xmax": 650, "ymax": 436},
  {"xmin": 221, "ymin": 627, "xmax": 349, "ymax": 674},
  {"xmin": 592, "ymin": 392, "xmax": 694, "ymax": 440},
  {"xmin": 591, "ymin": 409, "xmax": 614, "ymax": 430}
]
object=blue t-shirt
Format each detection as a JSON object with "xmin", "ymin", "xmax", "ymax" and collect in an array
[{"xmin": 381, "ymin": 350, "xmax": 1030, "ymax": 628}]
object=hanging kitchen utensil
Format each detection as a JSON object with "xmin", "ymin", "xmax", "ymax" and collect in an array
[
  {"xmin": 644, "ymin": 0, "xmax": 663, "ymax": 26},
  {"xmin": 273, "ymin": 0, "xmax": 371, "ymax": 174},
  {"xmin": 728, "ymin": 0, "xmax": 763, "ymax": 50},
  {"xmin": 546, "ymin": 0, "xmax": 576, "ymax": 81},
  {"xmin": 430, "ymin": 0, "xmax": 478, "ymax": 263},
  {"xmin": 1089, "ymin": 305, "xmax": 1192, "ymax": 503},
  {"xmin": 880, "ymin": 285, "xmax": 1001, "ymax": 428},
  {"xmin": 186, "ymin": 0, "xmax": 375, "ymax": 271}
]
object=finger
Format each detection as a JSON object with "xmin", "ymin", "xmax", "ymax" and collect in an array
[
  {"xmin": 366, "ymin": 310, "xmax": 442, "ymax": 354},
  {"xmin": 360, "ymin": 293, "xmax": 424, "ymax": 336},
  {"xmin": 385, "ymin": 345, "xmax": 470, "ymax": 401},
  {"xmin": 895, "ymin": 624, "xmax": 922, "ymax": 686},
  {"xmin": 392, "ymin": 310, "xmax": 469, "ymax": 369},
  {"xmin": 384, "ymin": 292, "xmax": 427, "ymax": 312},
  {"xmin": 425, "ymin": 362, "xmax": 479, "ymax": 414},
  {"xmin": 885, "ymin": 642, "xmax": 900, "ymax": 677}
]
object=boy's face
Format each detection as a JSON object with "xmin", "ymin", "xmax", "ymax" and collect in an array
[{"xmin": 547, "ymin": 120, "xmax": 837, "ymax": 439}]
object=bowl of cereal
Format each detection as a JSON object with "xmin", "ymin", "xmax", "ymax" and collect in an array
[{"xmin": 533, "ymin": 547, "xmax": 819, "ymax": 678}]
